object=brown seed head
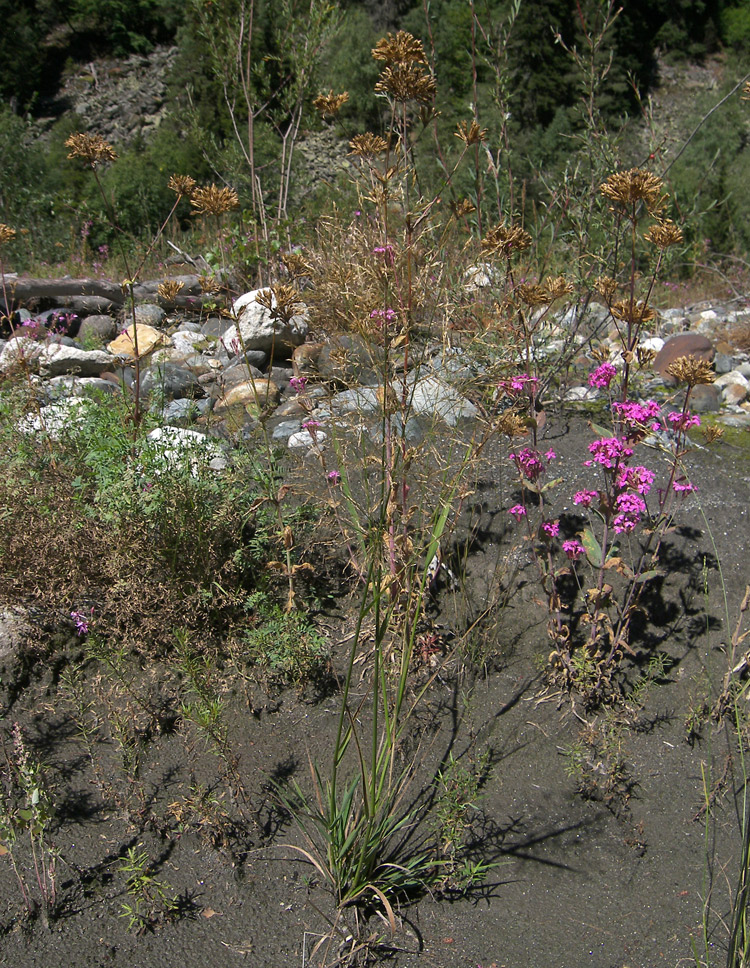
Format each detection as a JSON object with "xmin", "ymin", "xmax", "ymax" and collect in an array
[
  {"xmin": 191, "ymin": 184, "xmax": 239, "ymax": 217},
  {"xmin": 157, "ymin": 280, "xmax": 185, "ymax": 303},
  {"xmin": 702, "ymin": 424, "xmax": 724, "ymax": 444},
  {"xmin": 372, "ymin": 31, "xmax": 426, "ymax": 65},
  {"xmin": 65, "ymin": 132, "xmax": 117, "ymax": 166},
  {"xmin": 0, "ymin": 224, "xmax": 16, "ymax": 246},
  {"xmin": 282, "ymin": 252, "xmax": 313, "ymax": 279},
  {"xmin": 742, "ymin": 81, "xmax": 750, "ymax": 101},
  {"xmin": 635, "ymin": 345, "xmax": 657, "ymax": 368},
  {"xmin": 199, "ymin": 275, "xmax": 220, "ymax": 295},
  {"xmin": 455, "ymin": 119, "xmax": 487, "ymax": 146},
  {"xmin": 543, "ymin": 276, "xmax": 574, "ymax": 301},
  {"xmin": 600, "ymin": 168, "xmax": 664, "ymax": 212},
  {"xmin": 644, "ymin": 219, "xmax": 683, "ymax": 249},
  {"xmin": 375, "ymin": 63, "xmax": 436, "ymax": 104},
  {"xmin": 481, "ymin": 223, "xmax": 532, "ymax": 258},
  {"xmin": 313, "ymin": 90, "xmax": 349, "ymax": 118},
  {"xmin": 595, "ymin": 276, "xmax": 618, "ymax": 303},
  {"xmin": 516, "ymin": 284, "xmax": 549, "ymax": 307},
  {"xmin": 168, "ymin": 174, "xmax": 197, "ymax": 198},
  {"xmin": 496, "ymin": 411, "xmax": 529, "ymax": 439},
  {"xmin": 610, "ymin": 299, "xmax": 656, "ymax": 326},
  {"xmin": 450, "ymin": 198, "xmax": 476, "ymax": 218},
  {"xmin": 255, "ymin": 284, "xmax": 303, "ymax": 324},
  {"xmin": 665, "ymin": 354, "xmax": 714, "ymax": 387},
  {"xmin": 349, "ymin": 133, "xmax": 389, "ymax": 157}
]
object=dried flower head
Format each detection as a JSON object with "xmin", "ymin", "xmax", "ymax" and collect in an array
[
  {"xmin": 600, "ymin": 168, "xmax": 664, "ymax": 213},
  {"xmin": 372, "ymin": 31, "xmax": 426, "ymax": 65},
  {"xmin": 481, "ymin": 223, "xmax": 532, "ymax": 258},
  {"xmin": 65, "ymin": 132, "xmax": 117, "ymax": 166},
  {"xmin": 199, "ymin": 275, "xmax": 220, "ymax": 294},
  {"xmin": 283, "ymin": 252, "xmax": 313, "ymax": 279},
  {"xmin": 702, "ymin": 424, "xmax": 724, "ymax": 444},
  {"xmin": 190, "ymin": 184, "xmax": 239, "ymax": 217},
  {"xmin": 255, "ymin": 284, "xmax": 303, "ymax": 324},
  {"xmin": 450, "ymin": 198, "xmax": 476, "ymax": 218},
  {"xmin": 595, "ymin": 276, "xmax": 618, "ymax": 303},
  {"xmin": 610, "ymin": 299, "xmax": 656, "ymax": 326},
  {"xmin": 665, "ymin": 354, "xmax": 714, "ymax": 387},
  {"xmin": 455, "ymin": 120, "xmax": 487, "ymax": 146},
  {"xmin": 645, "ymin": 219, "xmax": 683, "ymax": 249},
  {"xmin": 0, "ymin": 223, "xmax": 16, "ymax": 246},
  {"xmin": 635, "ymin": 345, "xmax": 657, "ymax": 368},
  {"xmin": 516, "ymin": 284, "xmax": 549, "ymax": 307},
  {"xmin": 168, "ymin": 174, "xmax": 197, "ymax": 197},
  {"xmin": 543, "ymin": 276, "xmax": 574, "ymax": 301},
  {"xmin": 496, "ymin": 411, "xmax": 529, "ymax": 438},
  {"xmin": 742, "ymin": 81, "xmax": 750, "ymax": 101},
  {"xmin": 349, "ymin": 133, "xmax": 389, "ymax": 157},
  {"xmin": 375, "ymin": 64, "xmax": 437, "ymax": 104},
  {"xmin": 157, "ymin": 279, "xmax": 185, "ymax": 303},
  {"xmin": 313, "ymin": 90, "xmax": 349, "ymax": 118}
]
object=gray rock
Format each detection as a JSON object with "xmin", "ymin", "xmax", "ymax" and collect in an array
[
  {"xmin": 159, "ymin": 398, "xmax": 212, "ymax": 425},
  {"xmin": 330, "ymin": 387, "xmax": 380, "ymax": 414},
  {"xmin": 133, "ymin": 304, "xmax": 166, "ymax": 327},
  {"xmin": 406, "ymin": 376, "xmax": 478, "ymax": 426},
  {"xmin": 271, "ymin": 419, "xmax": 303, "ymax": 440},
  {"xmin": 78, "ymin": 314, "xmax": 118, "ymax": 344},
  {"xmin": 140, "ymin": 362, "xmax": 203, "ymax": 401},
  {"xmin": 0, "ymin": 606, "xmax": 33, "ymax": 670},
  {"xmin": 39, "ymin": 343, "xmax": 113, "ymax": 377},
  {"xmin": 229, "ymin": 288, "xmax": 309, "ymax": 355}
]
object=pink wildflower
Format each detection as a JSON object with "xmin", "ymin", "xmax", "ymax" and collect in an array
[
  {"xmin": 545, "ymin": 449, "xmax": 557, "ymax": 461},
  {"xmin": 302, "ymin": 418, "xmax": 321, "ymax": 441},
  {"xmin": 70, "ymin": 609, "xmax": 93, "ymax": 636},
  {"xmin": 617, "ymin": 464, "xmax": 655, "ymax": 495},
  {"xmin": 289, "ymin": 375, "xmax": 308, "ymax": 393},
  {"xmin": 510, "ymin": 447, "xmax": 544, "ymax": 481},
  {"xmin": 327, "ymin": 470, "xmax": 341, "ymax": 484},
  {"xmin": 562, "ymin": 539, "xmax": 585, "ymax": 560},
  {"xmin": 612, "ymin": 491, "xmax": 647, "ymax": 533},
  {"xmin": 508, "ymin": 504, "xmax": 526, "ymax": 521},
  {"xmin": 585, "ymin": 437, "xmax": 633, "ymax": 469},
  {"xmin": 612, "ymin": 399, "xmax": 661, "ymax": 434},
  {"xmin": 542, "ymin": 520, "xmax": 560, "ymax": 538},
  {"xmin": 667, "ymin": 411, "xmax": 700, "ymax": 431},
  {"xmin": 588, "ymin": 362, "xmax": 617, "ymax": 389},
  {"xmin": 673, "ymin": 478, "xmax": 697, "ymax": 494},
  {"xmin": 573, "ymin": 489, "xmax": 599, "ymax": 507},
  {"xmin": 497, "ymin": 373, "xmax": 539, "ymax": 397}
]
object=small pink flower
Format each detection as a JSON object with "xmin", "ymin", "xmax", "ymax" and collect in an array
[
  {"xmin": 289, "ymin": 375, "xmax": 308, "ymax": 393},
  {"xmin": 545, "ymin": 449, "xmax": 556, "ymax": 461},
  {"xmin": 573, "ymin": 489, "xmax": 598, "ymax": 507},
  {"xmin": 562, "ymin": 539, "xmax": 585, "ymax": 560},
  {"xmin": 327, "ymin": 470, "xmax": 341, "ymax": 484},
  {"xmin": 508, "ymin": 504, "xmax": 526, "ymax": 521},
  {"xmin": 302, "ymin": 418, "xmax": 321, "ymax": 441},
  {"xmin": 542, "ymin": 520, "xmax": 560, "ymax": 538},
  {"xmin": 497, "ymin": 373, "xmax": 539, "ymax": 397},
  {"xmin": 667, "ymin": 411, "xmax": 700, "ymax": 431},
  {"xmin": 70, "ymin": 609, "xmax": 93, "ymax": 636},
  {"xmin": 588, "ymin": 362, "xmax": 617, "ymax": 389},
  {"xmin": 585, "ymin": 437, "xmax": 633, "ymax": 470},
  {"xmin": 673, "ymin": 478, "xmax": 697, "ymax": 494}
]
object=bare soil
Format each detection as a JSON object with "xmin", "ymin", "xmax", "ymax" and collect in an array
[{"xmin": 1, "ymin": 411, "xmax": 749, "ymax": 968}]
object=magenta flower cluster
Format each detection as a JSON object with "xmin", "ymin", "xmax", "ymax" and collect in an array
[
  {"xmin": 70, "ymin": 609, "xmax": 92, "ymax": 636},
  {"xmin": 289, "ymin": 375, "xmax": 308, "ymax": 393},
  {"xmin": 612, "ymin": 399, "xmax": 661, "ymax": 435},
  {"xmin": 509, "ymin": 446, "xmax": 556, "ymax": 482},
  {"xmin": 585, "ymin": 436, "xmax": 634, "ymax": 469},
  {"xmin": 588, "ymin": 362, "xmax": 617, "ymax": 389}
]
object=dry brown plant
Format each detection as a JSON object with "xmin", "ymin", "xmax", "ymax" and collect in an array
[
  {"xmin": 190, "ymin": 185, "xmax": 240, "ymax": 217},
  {"xmin": 65, "ymin": 133, "xmax": 117, "ymax": 166}
]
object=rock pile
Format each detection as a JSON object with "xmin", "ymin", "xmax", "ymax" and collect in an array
[{"xmin": 1, "ymin": 284, "xmax": 749, "ymax": 468}]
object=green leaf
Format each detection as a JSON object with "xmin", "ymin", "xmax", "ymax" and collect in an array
[
  {"xmin": 582, "ymin": 528, "xmax": 602, "ymax": 567},
  {"xmin": 634, "ymin": 569, "xmax": 659, "ymax": 584}
]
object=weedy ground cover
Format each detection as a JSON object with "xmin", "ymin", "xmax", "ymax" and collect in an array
[{"xmin": 0, "ymin": 16, "xmax": 749, "ymax": 968}]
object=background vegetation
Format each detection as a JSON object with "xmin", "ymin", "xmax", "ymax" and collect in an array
[{"xmin": 1, "ymin": 0, "xmax": 750, "ymax": 272}]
